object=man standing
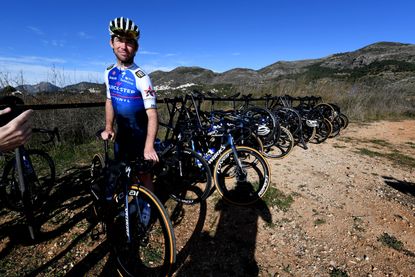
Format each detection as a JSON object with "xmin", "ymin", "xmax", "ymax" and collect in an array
[{"xmin": 101, "ymin": 17, "xmax": 158, "ymax": 194}]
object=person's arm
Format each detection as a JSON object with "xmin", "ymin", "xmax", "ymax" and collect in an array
[
  {"xmin": 101, "ymin": 99, "xmax": 115, "ymax": 140},
  {"xmin": 143, "ymin": 108, "xmax": 159, "ymax": 162},
  {"xmin": 0, "ymin": 108, "xmax": 33, "ymax": 152}
]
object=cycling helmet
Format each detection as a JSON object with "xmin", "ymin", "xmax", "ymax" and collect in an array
[
  {"xmin": 109, "ymin": 17, "xmax": 140, "ymax": 39},
  {"xmin": 257, "ymin": 124, "xmax": 270, "ymax": 136}
]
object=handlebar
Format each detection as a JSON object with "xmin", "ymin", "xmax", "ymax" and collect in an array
[{"xmin": 33, "ymin": 127, "xmax": 60, "ymax": 144}]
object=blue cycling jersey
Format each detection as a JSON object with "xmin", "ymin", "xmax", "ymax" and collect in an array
[
  {"xmin": 105, "ymin": 63, "xmax": 156, "ymax": 132},
  {"xmin": 104, "ymin": 63, "xmax": 157, "ymax": 160}
]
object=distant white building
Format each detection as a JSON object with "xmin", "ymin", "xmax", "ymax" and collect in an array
[{"xmin": 88, "ymin": 88, "xmax": 100, "ymax": 93}]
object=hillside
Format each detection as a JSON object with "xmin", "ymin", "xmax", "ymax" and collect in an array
[{"xmin": 150, "ymin": 42, "xmax": 415, "ymax": 91}]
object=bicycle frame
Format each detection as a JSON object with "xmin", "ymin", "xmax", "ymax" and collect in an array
[
  {"xmin": 93, "ymin": 134, "xmax": 153, "ymax": 245},
  {"xmin": 15, "ymin": 146, "xmax": 37, "ymax": 240}
]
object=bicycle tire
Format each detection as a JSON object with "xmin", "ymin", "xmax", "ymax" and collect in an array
[
  {"xmin": 213, "ymin": 146, "xmax": 271, "ymax": 205},
  {"xmin": 90, "ymin": 153, "xmax": 105, "ymax": 188},
  {"xmin": 274, "ymin": 107, "xmax": 302, "ymax": 139},
  {"xmin": 237, "ymin": 132, "xmax": 264, "ymax": 153},
  {"xmin": 0, "ymin": 149, "xmax": 55, "ymax": 211},
  {"xmin": 112, "ymin": 185, "xmax": 176, "ymax": 277},
  {"xmin": 89, "ymin": 153, "xmax": 106, "ymax": 220},
  {"xmin": 340, "ymin": 113, "xmax": 349, "ymax": 129},
  {"xmin": 159, "ymin": 147, "xmax": 212, "ymax": 204},
  {"xmin": 329, "ymin": 116, "xmax": 342, "ymax": 138},
  {"xmin": 243, "ymin": 106, "xmax": 277, "ymax": 145},
  {"xmin": 310, "ymin": 118, "xmax": 332, "ymax": 144},
  {"xmin": 263, "ymin": 126, "xmax": 294, "ymax": 159},
  {"xmin": 90, "ymin": 153, "xmax": 105, "ymax": 178},
  {"xmin": 313, "ymin": 103, "xmax": 342, "ymax": 138}
]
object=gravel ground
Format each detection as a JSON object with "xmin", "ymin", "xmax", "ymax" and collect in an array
[{"xmin": 0, "ymin": 120, "xmax": 414, "ymax": 276}]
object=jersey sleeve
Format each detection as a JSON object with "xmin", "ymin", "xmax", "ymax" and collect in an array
[
  {"xmin": 136, "ymin": 74, "xmax": 157, "ymax": 109},
  {"xmin": 104, "ymin": 69, "xmax": 111, "ymax": 99}
]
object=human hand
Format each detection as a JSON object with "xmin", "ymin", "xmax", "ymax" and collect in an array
[
  {"xmin": 144, "ymin": 146, "xmax": 159, "ymax": 163},
  {"xmin": 0, "ymin": 109, "xmax": 33, "ymax": 152},
  {"xmin": 101, "ymin": 129, "xmax": 115, "ymax": 141}
]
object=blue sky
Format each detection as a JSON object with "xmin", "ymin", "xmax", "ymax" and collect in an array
[{"xmin": 0, "ymin": 0, "xmax": 414, "ymax": 86}]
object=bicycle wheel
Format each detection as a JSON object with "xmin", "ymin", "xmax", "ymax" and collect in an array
[
  {"xmin": 243, "ymin": 107, "xmax": 277, "ymax": 145},
  {"xmin": 158, "ymin": 147, "xmax": 212, "ymax": 204},
  {"xmin": 89, "ymin": 153, "xmax": 106, "ymax": 220},
  {"xmin": 213, "ymin": 146, "xmax": 271, "ymax": 205},
  {"xmin": 274, "ymin": 107, "xmax": 302, "ymax": 140},
  {"xmin": 340, "ymin": 113, "xmax": 349, "ymax": 129},
  {"xmin": 310, "ymin": 118, "xmax": 332, "ymax": 144},
  {"xmin": 90, "ymin": 154, "xmax": 104, "ymax": 179},
  {"xmin": 90, "ymin": 153, "xmax": 105, "ymax": 189},
  {"xmin": 263, "ymin": 126, "xmax": 294, "ymax": 159},
  {"xmin": 0, "ymin": 149, "xmax": 55, "ymax": 211},
  {"xmin": 329, "ymin": 116, "xmax": 342, "ymax": 138},
  {"xmin": 313, "ymin": 103, "xmax": 342, "ymax": 138},
  {"xmin": 112, "ymin": 185, "xmax": 176, "ymax": 277}
]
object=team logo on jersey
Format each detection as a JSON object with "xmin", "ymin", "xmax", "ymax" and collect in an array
[
  {"xmin": 111, "ymin": 70, "xmax": 117, "ymax": 76},
  {"xmin": 144, "ymin": 86, "xmax": 156, "ymax": 97},
  {"xmin": 135, "ymin": 70, "xmax": 146, "ymax": 78}
]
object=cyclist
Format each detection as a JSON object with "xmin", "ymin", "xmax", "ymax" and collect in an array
[{"xmin": 101, "ymin": 17, "xmax": 159, "ymax": 205}]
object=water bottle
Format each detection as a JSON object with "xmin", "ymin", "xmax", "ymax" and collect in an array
[
  {"xmin": 204, "ymin": 148, "xmax": 216, "ymax": 161},
  {"xmin": 154, "ymin": 138, "xmax": 162, "ymax": 152},
  {"xmin": 141, "ymin": 202, "xmax": 151, "ymax": 227},
  {"xmin": 118, "ymin": 199, "xmax": 139, "ymax": 218},
  {"xmin": 196, "ymin": 151, "xmax": 203, "ymax": 167}
]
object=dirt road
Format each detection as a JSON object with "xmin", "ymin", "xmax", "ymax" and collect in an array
[{"xmin": 170, "ymin": 120, "xmax": 415, "ymax": 276}]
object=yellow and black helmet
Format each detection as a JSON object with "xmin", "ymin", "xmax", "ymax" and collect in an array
[{"xmin": 109, "ymin": 17, "xmax": 140, "ymax": 40}]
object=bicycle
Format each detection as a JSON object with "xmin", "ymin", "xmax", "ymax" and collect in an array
[
  {"xmin": 179, "ymin": 97, "xmax": 272, "ymax": 206},
  {"xmin": 90, "ymin": 134, "xmax": 176, "ymax": 276},
  {"xmin": 155, "ymin": 97, "xmax": 214, "ymax": 205},
  {"xmin": 0, "ymin": 127, "xmax": 59, "ymax": 240}
]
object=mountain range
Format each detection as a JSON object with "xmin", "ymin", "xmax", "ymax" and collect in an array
[
  {"xmin": 11, "ymin": 41, "xmax": 415, "ymax": 94},
  {"xmin": 150, "ymin": 42, "xmax": 415, "ymax": 92}
]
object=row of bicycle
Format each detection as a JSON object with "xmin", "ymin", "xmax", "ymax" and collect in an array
[
  {"xmin": 0, "ymin": 92, "xmax": 348, "ymax": 276},
  {"xmin": 158, "ymin": 92, "xmax": 348, "ymax": 160},
  {"xmin": 128, "ymin": 92, "xmax": 350, "ymax": 207}
]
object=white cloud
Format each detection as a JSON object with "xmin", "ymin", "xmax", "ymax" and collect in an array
[
  {"xmin": 0, "ymin": 56, "xmax": 102, "ymax": 86},
  {"xmin": 0, "ymin": 55, "xmax": 66, "ymax": 65},
  {"xmin": 43, "ymin": 40, "xmax": 66, "ymax": 47},
  {"xmin": 87, "ymin": 59, "xmax": 114, "ymax": 67},
  {"xmin": 78, "ymin": 31, "xmax": 93, "ymax": 39},
  {"xmin": 139, "ymin": 50, "xmax": 159, "ymax": 55},
  {"xmin": 27, "ymin": 26, "xmax": 44, "ymax": 35},
  {"xmin": 141, "ymin": 64, "xmax": 175, "ymax": 73},
  {"xmin": 232, "ymin": 52, "xmax": 241, "ymax": 56}
]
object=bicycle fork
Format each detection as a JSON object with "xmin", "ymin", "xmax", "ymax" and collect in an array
[{"xmin": 228, "ymin": 134, "xmax": 247, "ymax": 182}]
